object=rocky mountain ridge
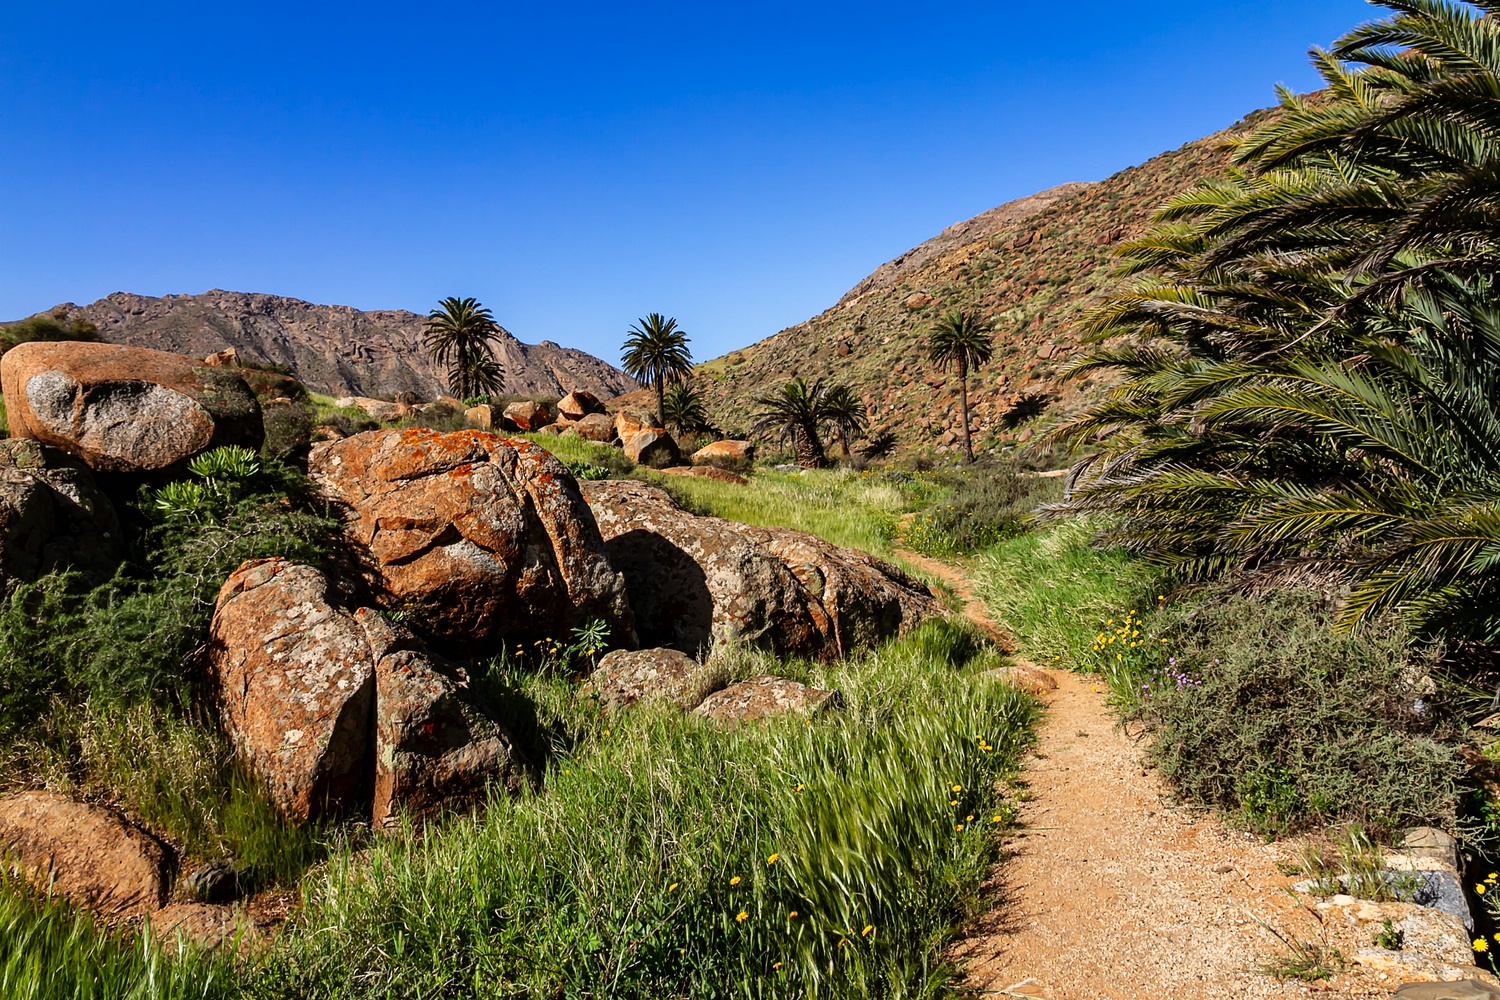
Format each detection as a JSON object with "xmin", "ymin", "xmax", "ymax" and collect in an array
[
  {"xmin": 13, "ymin": 290, "xmax": 637, "ymax": 401},
  {"xmin": 693, "ymin": 107, "xmax": 1281, "ymax": 456}
]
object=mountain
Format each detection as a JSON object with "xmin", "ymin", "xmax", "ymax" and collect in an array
[
  {"xmin": 18, "ymin": 291, "xmax": 637, "ymax": 400},
  {"xmin": 692, "ymin": 106, "xmax": 1280, "ymax": 456}
]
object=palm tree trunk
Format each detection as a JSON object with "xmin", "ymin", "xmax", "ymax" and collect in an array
[
  {"xmin": 654, "ymin": 378, "xmax": 666, "ymax": 427},
  {"xmin": 796, "ymin": 423, "xmax": 825, "ymax": 469},
  {"xmin": 958, "ymin": 358, "xmax": 974, "ymax": 463}
]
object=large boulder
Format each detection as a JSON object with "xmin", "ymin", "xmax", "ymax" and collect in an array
[
  {"xmin": 502, "ymin": 400, "xmax": 552, "ymax": 432},
  {"xmin": 581, "ymin": 479, "xmax": 821, "ymax": 658},
  {"xmin": 571, "ymin": 412, "xmax": 616, "ymax": 443},
  {"xmin": 557, "ymin": 390, "xmax": 605, "ymax": 421},
  {"xmin": 0, "ymin": 440, "xmax": 121, "ymax": 586},
  {"xmin": 581, "ymin": 647, "xmax": 713, "ymax": 712},
  {"xmin": 580, "ymin": 480, "xmax": 943, "ymax": 660},
  {"xmin": 359, "ymin": 609, "xmax": 521, "ymax": 827},
  {"xmin": 465, "ymin": 404, "xmax": 495, "ymax": 431},
  {"xmin": 623, "ymin": 428, "xmax": 681, "ymax": 468},
  {"xmin": 334, "ymin": 396, "xmax": 410, "ymax": 423},
  {"xmin": 309, "ymin": 428, "xmax": 633, "ymax": 657},
  {"xmin": 692, "ymin": 440, "xmax": 755, "ymax": 469},
  {"xmin": 0, "ymin": 791, "xmax": 170, "ymax": 920},
  {"xmin": 613, "ymin": 409, "xmax": 653, "ymax": 440},
  {"xmin": 1, "ymin": 341, "xmax": 263, "ymax": 472},
  {"xmin": 209, "ymin": 559, "xmax": 376, "ymax": 821}
]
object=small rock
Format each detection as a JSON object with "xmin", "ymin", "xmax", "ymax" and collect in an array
[
  {"xmin": 582, "ymin": 648, "xmax": 713, "ymax": 713},
  {"xmin": 183, "ymin": 859, "xmax": 239, "ymax": 903},
  {"xmin": 692, "ymin": 676, "xmax": 841, "ymax": 726},
  {"xmin": 573, "ymin": 412, "xmax": 616, "ymax": 443},
  {"xmin": 0, "ymin": 791, "xmax": 170, "ymax": 920},
  {"xmin": 149, "ymin": 902, "xmax": 250, "ymax": 951},
  {"xmin": 982, "ymin": 660, "xmax": 1057, "ymax": 697},
  {"xmin": 1394, "ymin": 980, "xmax": 1500, "ymax": 999},
  {"xmin": 1213, "ymin": 862, "xmax": 1235, "ymax": 874}
]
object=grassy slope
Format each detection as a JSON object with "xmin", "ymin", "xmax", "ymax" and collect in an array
[{"xmin": 688, "ymin": 107, "xmax": 1281, "ymax": 458}]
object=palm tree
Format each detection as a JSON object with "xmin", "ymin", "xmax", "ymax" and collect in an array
[
  {"xmin": 752, "ymin": 378, "xmax": 834, "ymax": 469},
  {"xmin": 927, "ymin": 309, "xmax": 994, "ymax": 463},
  {"xmin": 622, "ymin": 314, "xmax": 692, "ymax": 424},
  {"xmin": 663, "ymin": 382, "xmax": 711, "ymax": 435},
  {"xmin": 424, "ymin": 297, "xmax": 505, "ymax": 399},
  {"xmin": 820, "ymin": 384, "xmax": 869, "ymax": 457}
]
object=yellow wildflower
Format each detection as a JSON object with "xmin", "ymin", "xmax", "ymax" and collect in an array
[
  {"xmin": 1477, "ymin": 938, "xmax": 1490, "ymax": 953},
  {"xmin": 1478, "ymin": 883, "xmax": 1488, "ymax": 895},
  {"xmin": 788, "ymin": 911, "xmax": 799, "ymax": 919},
  {"xmin": 767, "ymin": 854, "xmax": 780, "ymax": 865},
  {"xmin": 992, "ymin": 815, "xmax": 1003, "ymax": 823},
  {"xmin": 862, "ymin": 925, "xmax": 874, "ymax": 936},
  {"xmin": 730, "ymin": 876, "xmax": 742, "ymax": 886},
  {"xmin": 736, "ymin": 911, "xmax": 748, "ymax": 923},
  {"xmin": 668, "ymin": 883, "xmax": 679, "ymax": 892}
]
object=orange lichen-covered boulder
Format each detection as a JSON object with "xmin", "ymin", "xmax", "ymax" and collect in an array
[
  {"xmin": 0, "ymin": 341, "xmax": 263, "ymax": 472},
  {"xmin": 209, "ymin": 559, "xmax": 376, "ymax": 821},
  {"xmin": 309, "ymin": 428, "xmax": 633, "ymax": 657},
  {"xmin": 691, "ymin": 440, "xmax": 755, "ymax": 469}
]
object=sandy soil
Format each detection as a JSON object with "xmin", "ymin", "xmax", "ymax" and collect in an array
[
  {"xmin": 893, "ymin": 547, "xmax": 1012, "ymax": 647},
  {"xmin": 948, "ymin": 669, "xmax": 1405, "ymax": 999}
]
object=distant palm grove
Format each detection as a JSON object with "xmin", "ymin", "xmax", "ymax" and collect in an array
[{"xmin": 1052, "ymin": 0, "xmax": 1500, "ymax": 642}]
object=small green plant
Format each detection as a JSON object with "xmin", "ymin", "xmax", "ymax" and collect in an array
[
  {"xmin": 1295, "ymin": 826, "xmax": 1419, "ymax": 902},
  {"xmin": 564, "ymin": 460, "xmax": 612, "ymax": 480},
  {"xmin": 150, "ymin": 445, "xmax": 261, "ymax": 520},
  {"xmin": 1374, "ymin": 918, "xmax": 1403, "ymax": 951}
]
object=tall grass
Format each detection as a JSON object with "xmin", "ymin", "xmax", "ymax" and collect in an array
[
  {"xmin": 634, "ymin": 467, "xmax": 913, "ymax": 555},
  {"xmin": 0, "ymin": 869, "xmax": 229, "ymax": 1000},
  {"xmin": 234, "ymin": 619, "xmax": 1034, "ymax": 999},
  {"xmin": 971, "ymin": 519, "xmax": 1158, "ymax": 664}
]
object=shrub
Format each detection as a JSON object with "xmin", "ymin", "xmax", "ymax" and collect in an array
[
  {"xmin": 259, "ymin": 400, "xmax": 316, "ymax": 460},
  {"xmin": 1107, "ymin": 591, "xmax": 1463, "ymax": 836},
  {"xmin": 905, "ymin": 464, "xmax": 1062, "ymax": 556},
  {"xmin": 0, "ymin": 453, "xmax": 343, "ymax": 735}
]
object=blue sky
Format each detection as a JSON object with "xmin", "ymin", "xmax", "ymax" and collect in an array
[{"xmin": 0, "ymin": 1, "xmax": 1375, "ymax": 362}]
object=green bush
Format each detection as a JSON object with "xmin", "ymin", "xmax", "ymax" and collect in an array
[
  {"xmin": 904, "ymin": 465, "xmax": 1062, "ymax": 557},
  {"xmin": 1111, "ymin": 591, "xmax": 1463, "ymax": 836},
  {"xmin": 0, "ymin": 457, "xmax": 341, "ymax": 733}
]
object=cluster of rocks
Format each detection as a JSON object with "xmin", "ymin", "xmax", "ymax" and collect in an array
[
  {"xmin": 0, "ymin": 341, "xmax": 940, "ymax": 823},
  {"xmin": 580, "ymin": 646, "xmax": 840, "ymax": 725}
]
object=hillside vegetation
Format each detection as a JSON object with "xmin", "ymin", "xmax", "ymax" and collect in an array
[{"xmin": 692, "ymin": 109, "xmax": 1281, "ymax": 458}]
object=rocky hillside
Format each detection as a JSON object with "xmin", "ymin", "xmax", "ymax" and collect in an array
[
  {"xmin": 12, "ymin": 291, "xmax": 637, "ymax": 400},
  {"xmin": 694, "ymin": 107, "xmax": 1280, "ymax": 456}
]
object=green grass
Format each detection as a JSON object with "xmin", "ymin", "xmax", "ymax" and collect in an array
[
  {"xmin": 970, "ymin": 518, "xmax": 1159, "ymax": 664},
  {"xmin": 632, "ymin": 467, "xmax": 916, "ymax": 556},
  {"xmin": 0, "ymin": 868, "xmax": 229, "ymax": 1000},
  {"xmin": 2, "ymin": 621, "xmax": 1036, "ymax": 1000},
  {"xmin": 237, "ymin": 619, "xmax": 1034, "ymax": 999}
]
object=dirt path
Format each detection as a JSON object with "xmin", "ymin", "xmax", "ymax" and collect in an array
[
  {"xmin": 893, "ymin": 547, "xmax": 1012, "ymax": 648},
  {"xmin": 901, "ymin": 552, "xmax": 1398, "ymax": 999}
]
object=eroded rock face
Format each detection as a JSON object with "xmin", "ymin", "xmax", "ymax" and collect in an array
[
  {"xmin": 623, "ymin": 428, "xmax": 681, "ymax": 468},
  {"xmin": 0, "ymin": 792, "xmax": 170, "ymax": 920},
  {"xmin": 465, "ymin": 404, "xmax": 494, "ymax": 431},
  {"xmin": 692, "ymin": 440, "xmax": 755, "ymax": 468},
  {"xmin": 582, "ymin": 647, "xmax": 712, "ymax": 712},
  {"xmin": 691, "ymin": 676, "xmax": 841, "ymax": 726},
  {"xmin": 1, "ymin": 341, "xmax": 263, "ymax": 472},
  {"xmin": 613, "ymin": 409, "xmax": 653, "ymax": 440},
  {"xmin": 359, "ymin": 610, "xmax": 520, "ymax": 827},
  {"xmin": 580, "ymin": 480, "xmax": 942, "ymax": 660},
  {"xmin": 0, "ymin": 441, "xmax": 122, "ymax": 586},
  {"xmin": 209, "ymin": 559, "xmax": 375, "ymax": 821},
  {"xmin": 557, "ymin": 390, "xmax": 605, "ymax": 421},
  {"xmin": 309, "ymin": 428, "xmax": 633, "ymax": 657}
]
